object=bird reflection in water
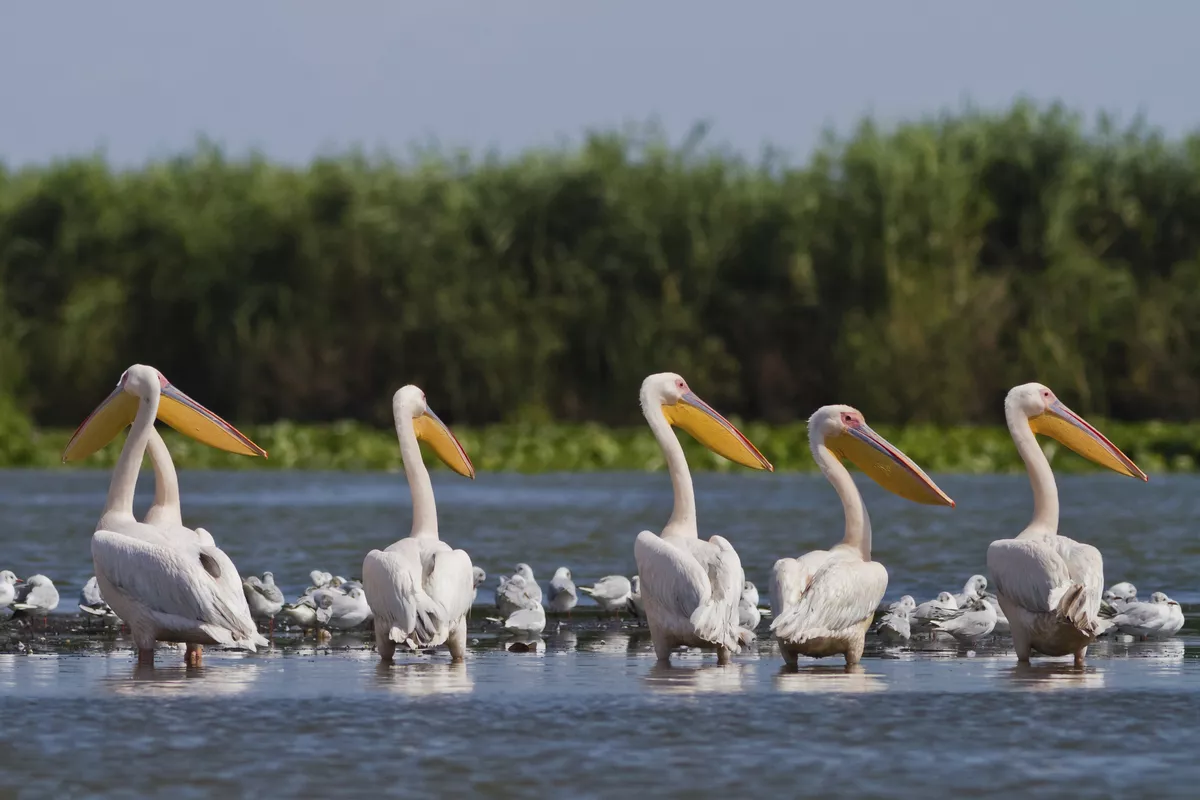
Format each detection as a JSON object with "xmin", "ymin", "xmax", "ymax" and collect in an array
[
  {"xmin": 643, "ymin": 662, "xmax": 746, "ymax": 695},
  {"xmin": 1003, "ymin": 662, "xmax": 1106, "ymax": 691},
  {"xmin": 112, "ymin": 658, "xmax": 262, "ymax": 697},
  {"xmin": 774, "ymin": 664, "xmax": 886, "ymax": 694},
  {"xmin": 373, "ymin": 661, "xmax": 474, "ymax": 696}
]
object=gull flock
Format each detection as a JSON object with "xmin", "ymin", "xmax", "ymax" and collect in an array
[{"xmin": 0, "ymin": 365, "xmax": 1188, "ymax": 669}]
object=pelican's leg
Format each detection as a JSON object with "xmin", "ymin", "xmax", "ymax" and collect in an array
[
  {"xmin": 1011, "ymin": 623, "xmax": 1032, "ymax": 663},
  {"xmin": 780, "ymin": 642, "xmax": 799, "ymax": 668},
  {"xmin": 376, "ymin": 627, "xmax": 396, "ymax": 664},
  {"xmin": 269, "ymin": 617, "xmax": 275, "ymax": 639},
  {"xmin": 716, "ymin": 645, "xmax": 732, "ymax": 666},
  {"xmin": 137, "ymin": 648, "xmax": 156, "ymax": 666},
  {"xmin": 649, "ymin": 624, "xmax": 673, "ymax": 664},
  {"xmin": 185, "ymin": 643, "xmax": 203, "ymax": 667},
  {"xmin": 1073, "ymin": 645, "xmax": 1087, "ymax": 668},
  {"xmin": 448, "ymin": 618, "xmax": 468, "ymax": 663}
]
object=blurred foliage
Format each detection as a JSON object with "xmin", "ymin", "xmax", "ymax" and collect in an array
[
  {"xmin": 2, "ymin": 411, "xmax": 1198, "ymax": 475},
  {"xmin": 3, "ymin": 101, "xmax": 1200, "ymax": 438}
]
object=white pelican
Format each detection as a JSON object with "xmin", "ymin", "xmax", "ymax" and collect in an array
[
  {"xmin": 62, "ymin": 364, "xmax": 268, "ymax": 665},
  {"xmin": 875, "ymin": 596, "xmax": 915, "ymax": 643},
  {"xmin": 1110, "ymin": 592, "xmax": 1184, "ymax": 639},
  {"xmin": 362, "ymin": 386, "xmax": 476, "ymax": 663},
  {"xmin": 579, "ymin": 575, "xmax": 633, "ymax": 615},
  {"xmin": 771, "ymin": 405, "xmax": 954, "ymax": 666},
  {"xmin": 986, "ymin": 383, "xmax": 1147, "ymax": 666},
  {"xmin": 548, "ymin": 567, "xmax": 578, "ymax": 615},
  {"xmin": 633, "ymin": 372, "xmax": 773, "ymax": 665},
  {"xmin": 0, "ymin": 571, "xmax": 21, "ymax": 609}
]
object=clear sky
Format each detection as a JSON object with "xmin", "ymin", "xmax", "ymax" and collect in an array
[{"xmin": 1, "ymin": 1, "xmax": 1196, "ymax": 166}]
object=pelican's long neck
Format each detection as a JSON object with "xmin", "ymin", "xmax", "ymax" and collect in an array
[
  {"xmin": 812, "ymin": 436, "xmax": 872, "ymax": 560},
  {"xmin": 144, "ymin": 428, "xmax": 182, "ymax": 527},
  {"xmin": 105, "ymin": 388, "xmax": 160, "ymax": 519},
  {"xmin": 644, "ymin": 396, "xmax": 697, "ymax": 539},
  {"xmin": 397, "ymin": 413, "xmax": 438, "ymax": 539},
  {"xmin": 1007, "ymin": 402, "xmax": 1059, "ymax": 537}
]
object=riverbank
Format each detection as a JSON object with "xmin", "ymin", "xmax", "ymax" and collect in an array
[{"xmin": 5, "ymin": 419, "xmax": 1200, "ymax": 473}]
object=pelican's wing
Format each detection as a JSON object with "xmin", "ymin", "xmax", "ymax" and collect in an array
[
  {"xmin": 770, "ymin": 550, "xmax": 832, "ymax": 617},
  {"xmin": 635, "ymin": 532, "xmax": 743, "ymax": 650},
  {"xmin": 92, "ymin": 531, "xmax": 264, "ymax": 648},
  {"xmin": 1053, "ymin": 536, "xmax": 1105, "ymax": 619},
  {"xmin": 771, "ymin": 557, "xmax": 888, "ymax": 643},
  {"xmin": 426, "ymin": 548, "xmax": 474, "ymax": 627},
  {"xmin": 987, "ymin": 538, "xmax": 1072, "ymax": 614},
  {"xmin": 363, "ymin": 540, "xmax": 464, "ymax": 649}
]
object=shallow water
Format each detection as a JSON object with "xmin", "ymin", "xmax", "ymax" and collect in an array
[{"xmin": 1, "ymin": 469, "xmax": 1198, "ymax": 798}]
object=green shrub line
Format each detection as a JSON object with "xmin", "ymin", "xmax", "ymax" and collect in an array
[{"xmin": 4, "ymin": 419, "xmax": 1197, "ymax": 474}]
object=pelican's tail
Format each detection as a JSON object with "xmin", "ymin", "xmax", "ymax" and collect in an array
[
  {"xmin": 1055, "ymin": 583, "xmax": 1100, "ymax": 636},
  {"xmin": 690, "ymin": 601, "xmax": 740, "ymax": 652}
]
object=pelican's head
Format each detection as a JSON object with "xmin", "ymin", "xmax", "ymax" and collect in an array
[
  {"xmin": 0, "ymin": 571, "xmax": 21, "ymax": 585},
  {"xmin": 1109, "ymin": 581, "xmax": 1138, "ymax": 601},
  {"xmin": 63, "ymin": 364, "xmax": 267, "ymax": 462},
  {"xmin": 964, "ymin": 575, "xmax": 988, "ymax": 598},
  {"xmin": 1006, "ymin": 383, "xmax": 1146, "ymax": 481},
  {"xmin": 472, "ymin": 566, "xmax": 487, "ymax": 587},
  {"xmin": 640, "ymin": 372, "xmax": 772, "ymax": 471},
  {"xmin": 807, "ymin": 405, "xmax": 955, "ymax": 507},
  {"xmin": 392, "ymin": 385, "xmax": 475, "ymax": 479}
]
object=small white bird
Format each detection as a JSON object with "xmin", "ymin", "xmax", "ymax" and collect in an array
[
  {"xmin": 981, "ymin": 593, "xmax": 1010, "ymax": 634},
  {"xmin": 488, "ymin": 604, "xmax": 547, "ymax": 637},
  {"xmin": 627, "ymin": 576, "xmax": 645, "ymax": 622},
  {"xmin": 1111, "ymin": 592, "xmax": 1184, "ymax": 639},
  {"xmin": 78, "ymin": 576, "xmax": 118, "ymax": 620},
  {"xmin": 243, "ymin": 571, "xmax": 286, "ymax": 634},
  {"xmin": 512, "ymin": 564, "xmax": 542, "ymax": 604},
  {"xmin": 547, "ymin": 567, "xmax": 578, "ymax": 615},
  {"xmin": 738, "ymin": 581, "xmax": 762, "ymax": 630},
  {"xmin": 12, "ymin": 574, "xmax": 60, "ymax": 625},
  {"xmin": 282, "ymin": 592, "xmax": 335, "ymax": 630},
  {"xmin": 911, "ymin": 592, "xmax": 959, "ymax": 634},
  {"xmin": 929, "ymin": 596, "xmax": 997, "ymax": 643},
  {"xmin": 471, "ymin": 566, "xmax": 487, "ymax": 605},
  {"xmin": 307, "ymin": 571, "xmax": 334, "ymax": 592},
  {"xmin": 579, "ymin": 575, "xmax": 633, "ymax": 615},
  {"xmin": 876, "ymin": 595, "xmax": 915, "ymax": 643},
  {"xmin": 953, "ymin": 575, "xmax": 988, "ymax": 606},
  {"xmin": 1102, "ymin": 582, "xmax": 1139, "ymax": 616},
  {"xmin": 311, "ymin": 586, "xmax": 372, "ymax": 630},
  {"xmin": 496, "ymin": 574, "xmax": 541, "ymax": 618},
  {"xmin": 0, "ymin": 570, "xmax": 21, "ymax": 609}
]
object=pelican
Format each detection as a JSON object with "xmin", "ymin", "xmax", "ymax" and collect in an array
[
  {"xmin": 986, "ymin": 383, "xmax": 1147, "ymax": 666},
  {"xmin": 633, "ymin": 372, "xmax": 773, "ymax": 665},
  {"xmin": 770, "ymin": 406, "xmax": 954, "ymax": 666},
  {"xmin": 362, "ymin": 386, "xmax": 477, "ymax": 663},
  {"xmin": 62, "ymin": 364, "xmax": 268, "ymax": 666}
]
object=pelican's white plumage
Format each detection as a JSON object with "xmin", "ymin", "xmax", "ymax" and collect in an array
[
  {"xmin": 986, "ymin": 384, "xmax": 1147, "ymax": 666},
  {"xmin": 62, "ymin": 364, "xmax": 269, "ymax": 665},
  {"xmin": 547, "ymin": 567, "xmax": 578, "ymax": 614},
  {"xmin": 362, "ymin": 386, "xmax": 476, "ymax": 662},
  {"xmin": 579, "ymin": 575, "xmax": 633, "ymax": 613},
  {"xmin": 771, "ymin": 406, "xmax": 954, "ymax": 666},
  {"xmin": 632, "ymin": 373, "xmax": 774, "ymax": 664}
]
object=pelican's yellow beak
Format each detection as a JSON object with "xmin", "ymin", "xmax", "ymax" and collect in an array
[
  {"xmin": 826, "ymin": 424, "xmax": 955, "ymax": 506},
  {"xmin": 413, "ymin": 408, "xmax": 475, "ymax": 478},
  {"xmin": 1029, "ymin": 400, "xmax": 1147, "ymax": 480},
  {"xmin": 662, "ymin": 392, "xmax": 773, "ymax": 471},
  {"xmin": 62, "ymin": 380, "xmax": 267, "ymax": 462}
]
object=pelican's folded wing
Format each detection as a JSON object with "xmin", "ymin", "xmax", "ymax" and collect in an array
[
  {"xmin": 770, "ymin": 550, "xmax": 832, "ymax": 617},
  {"xmin": 1052, "ymin": 536, "xmax": 1104, "ymax": 619},
  {"xmin": 634, "ymin": 532, "xmax": 708, "ymax": 623},
  {"xmin": 427, "ymin": 548, "xmax": 475, "ymax": 628},
  {"xmin": 771, "ymin": 558, "xmax": 887, "ymax": 643},
  {"xmin": 987, "ymin": 538, "xmax": 1071, "ymax": 614},
  {"xmin": 92, "ymin": 530, "xmax": 263, "ymax": 648}
]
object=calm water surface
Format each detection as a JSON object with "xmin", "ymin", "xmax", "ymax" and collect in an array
[{"xmin": 1, "ymin": 469, "xmax": 1198, "ymax": 798}]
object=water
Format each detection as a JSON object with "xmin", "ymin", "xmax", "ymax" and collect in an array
[{"xmin": 1, "ymin": 469, "xmax": 1198, "ymax": 798}]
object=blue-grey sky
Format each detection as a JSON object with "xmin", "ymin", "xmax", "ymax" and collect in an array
[{"xmin": 2, "ymin": 1, "xmax": 1196, "ymax": 166}]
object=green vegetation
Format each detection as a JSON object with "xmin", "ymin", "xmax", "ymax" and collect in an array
[
  {"xmin": 5, "ymin": 416, "xmax": 1199, "ymax": 475},
  {"xmin": 3, "ymin": 101, "xmax": 1200, "ymax": 441}
]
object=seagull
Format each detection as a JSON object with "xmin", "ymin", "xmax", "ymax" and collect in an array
[
  {"xmin": 0, "ymin": 571, "xmax": 21, "ymax": 609},
  {"xmin": 579, "ymin": 575, "xmax": 633, "ymax": 616},
  {"xmin": 627, "ymin": 575, "xmax": 645, "ymax": 622},
  {"xmin": 11, "ymin": 575, "xmax": 60, "ymax": 626},
  {"xmin": 496, "ymin": 574, "xmax": 541, "ymax": 618},
  {"xmin": 1110, "ymin": 592, "xmax": 1184, "ymax": 639},
  {"xmin": 311, "ymin": 586, "xmax": 372, "ymax": 630},
  {"xmin": 952, "ymin": 575, "xmax": 988, "ymax": 606},
  {"xmin": 738, "ymin": 581, "xmax": 763, "ymax": 630},
  {"xmin": 876, "ymin": 595, "xmax": 915, "ymax": 643},
  {"xmin": 243, "ymin": 571, "xmax": 286, "ymax": 635},
  {"xmin": 78, "ymin": 576, "xmax": 118, "ymax": 620},
  {"xmin": 471, "ymin": 566, "xmax": 487, "ymax": 605},
  {"xmin": 487, "ymin": 604, "xmax": 547, "ymax": 637},
  {"xmin": 929, "ymin": 596, "xmax": 998, "ymax": 644},
  {"xmin": 911, "ymin": 591, "xmax": 959, "ymax": 635},
  {"xmin": 548, "ymin": 567, "xmax": 578, "ymax": 615},
  {"xmin": 281, "ymin": 592, "xmax": 336, "ymax": 631},
  {"xmin": 512, "ymin": 564, "xmax": 543, "ymax": 604}
]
